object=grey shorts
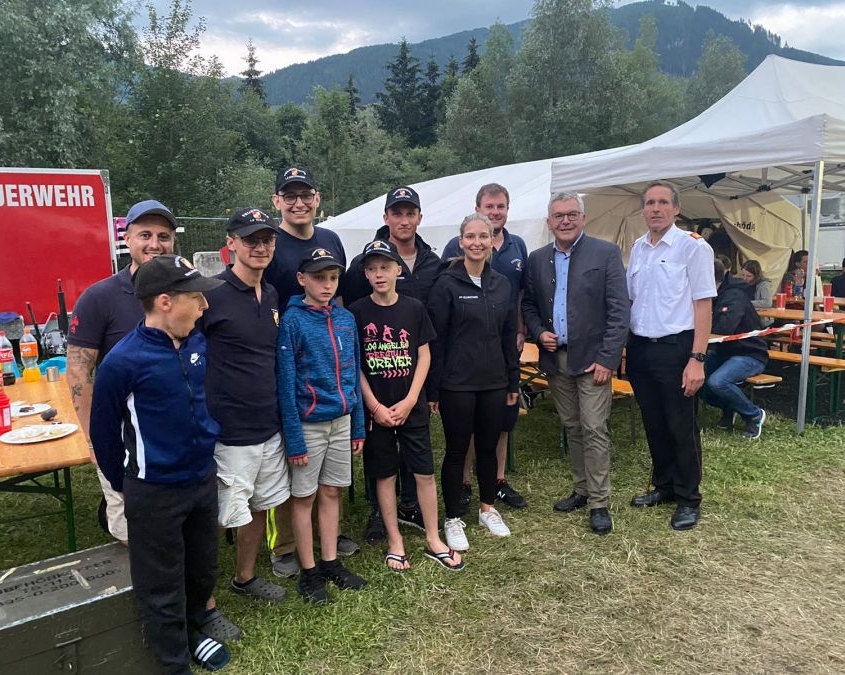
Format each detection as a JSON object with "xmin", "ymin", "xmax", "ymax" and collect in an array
[
  {"xmin": 96, "ymin": 466, "xmax": 128, "ymax": 542},
  {"xmin": 215, "ymin": 432, "xmax": 290, "ymax": 528},
  {"xmin": 290, "ymin": 416, "xmax": 352, "ymax": 498}
]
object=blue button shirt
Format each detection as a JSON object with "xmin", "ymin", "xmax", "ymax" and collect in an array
[{"xmin": 552, "ymin": 233, "xmax": 584, "ymax": 346}]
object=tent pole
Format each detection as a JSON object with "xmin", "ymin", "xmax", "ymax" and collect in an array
[{"xmin": 797, "ymin": 160, "xmax": 825, "ymax": 433}]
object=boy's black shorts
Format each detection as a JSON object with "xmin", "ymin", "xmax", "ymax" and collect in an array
[{"xmin": 364, "ymin": 423, "xmax": 434, "ymax": 480}]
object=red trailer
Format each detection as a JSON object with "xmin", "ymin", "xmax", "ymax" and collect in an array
[{"xmin": 0, "ymin": 169, "xmax": 116, "ymax": 320}]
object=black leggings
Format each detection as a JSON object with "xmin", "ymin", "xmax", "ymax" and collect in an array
[{"xmin": 439, "ymin": 388, "xmax": 506, "ymax": 518}]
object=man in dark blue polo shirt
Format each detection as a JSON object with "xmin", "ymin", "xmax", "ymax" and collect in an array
[
  {"xmin": 67, "ymin": 200, "xmax": 178, "ymax": 545},
  {"xmin": 263, "ymin": 166, "xmax": 358, "ymax": 578},
  {"xmin": 199, "ymin": 208, "xmax": 290, "ymax": 604},
  {"xmin": 441, "ymin": 183, "xmax": 529, "ymax": 511}
]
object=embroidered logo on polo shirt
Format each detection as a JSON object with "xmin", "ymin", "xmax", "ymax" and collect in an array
[{"xmin": 190, "ymin": 353, "xmax": 200, "ymax": 365}]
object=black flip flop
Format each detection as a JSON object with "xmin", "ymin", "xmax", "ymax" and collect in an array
[{"xmin": 424, "ymin": 547, "xmax": 465, "ymax": 571}]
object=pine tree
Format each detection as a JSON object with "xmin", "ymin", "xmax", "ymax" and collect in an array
[
  {"xmin": 462, "ymin": 37, "xmax": 480, "ymax": 73},
  {"xmin": 344, "ymin": 74, "xmax": 360, "ymax": 117},
  {"xmin": 375, "ymin": 38, "xmax": 422, "ymax": 145},
  {"xmin": 239, "ymin": 38, "xmax": 265, "ymax": 101}
]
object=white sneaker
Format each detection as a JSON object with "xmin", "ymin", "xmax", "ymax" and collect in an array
[
  {"xmin": 479, "ymin": 507, "xmax": 511, "ymax": 537},
  {"xmin": 444, "ymin": 517, "xmax": 469, "ymax": 551}
]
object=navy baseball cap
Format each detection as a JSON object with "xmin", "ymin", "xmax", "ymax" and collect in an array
[
  {"xmin": 227, "ymin": 208, "xmax": 280, "ymax": 237},
  {"xmin": 276, "ymin": 166, "xmax": 317, "ymax": 193},
  {"xmin": 125, "ymin": 200, "xmax": 177, "ymax": 229},
  {"xmin": 134, "ymin": 254, "xmax": 225, "ymax": 299},
  {"xmin": 362, "ymin": 239, "xmax": 402, "ymax": 265},
  {"xmin": 384, "ymin": 186, "xmax": 421, "ymax": 211},
  {"xmin": 298, "ymin": 247, "xmax": 344, "ymax": 274}
]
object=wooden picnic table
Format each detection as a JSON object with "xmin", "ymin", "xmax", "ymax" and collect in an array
[
  {"xmin": 784, "ymin": 296, "xmax": 845, "ymax": 309},
  {"xmin": 757, "ymin": 307, "xmax": 845, "ymax": 416},
  {"xmin": 0, "ymin": 375, "xmax": 90, "ymax": 551}
]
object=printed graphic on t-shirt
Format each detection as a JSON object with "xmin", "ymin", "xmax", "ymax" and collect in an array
[{"xmin": 362, "ymin": 323, "xmax": 414, "ymax": 379}]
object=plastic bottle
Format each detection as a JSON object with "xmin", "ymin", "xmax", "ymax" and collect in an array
[
  {"xmin": 0, "ymin": 384, "xmax": 11, "ymax": 435},
  {"xmin": 793, "ymin": 267, "xmax": 805, "ymax": 298},
  {"xmin": 20, "ymin": 327, "xmax": 39, "ymax": 369},
  {"xmin": 0, "ymin": 332, "xmax": 14, "ymax": 381}
]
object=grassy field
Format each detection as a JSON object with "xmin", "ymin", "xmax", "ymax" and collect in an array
[{"xmin": 2, "ymin": 396, "xmax": 845, "ymax": 674}]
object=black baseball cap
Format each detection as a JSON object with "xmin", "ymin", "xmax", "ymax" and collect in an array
[
  {"xmin": 226, "ymin": 208, "xmax": 280, "ymax": 237},
  {"xmin": 134, "ymin": 254, "xmax": 225, "ymax": 299},
  {"xmin": 298, "ymin": 247, "xmax": 344, "ymax": 273},
  {"xmin": 276, "ymin": 166, "xmax": 317, "ymax": 193},
  {"xmin": 384, "ymin": 186, "xmax": 421, "ymax": 211},
  {"xmin": 362, "ymin": 239, "xmax": 402, "ymax": 265},
  {"xmin": 125, "ymin": 200, "xmax": 177, "ymax": 229}
]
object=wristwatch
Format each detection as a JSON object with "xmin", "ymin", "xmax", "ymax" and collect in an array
[{"xmin": 689, "ymin": 352, "xmax": 706, "ymax": 362}]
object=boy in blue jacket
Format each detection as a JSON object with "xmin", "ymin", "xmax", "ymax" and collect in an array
[
  {"xmin": 278, "ymin": 247, "xmax": 367, "ymax": 603},
  {"xmin": 91, "ymin": 255, "xmax": 229, "ymax": 674}
]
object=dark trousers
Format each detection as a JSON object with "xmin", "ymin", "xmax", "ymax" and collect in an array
[
  {"xmin": 626, "ymin": 332, "xmax": 702, "ymax": 507},
  {"xmin": 366, "ymin": 459, "xmax": 418, "ymax": 510},
  {"xmin": 124, "ymin": 473, "xmax": 219, "ymax": 675},
  {"xmin": 439, "ymin": 388, "xmax": 506, "ymax": 518}
]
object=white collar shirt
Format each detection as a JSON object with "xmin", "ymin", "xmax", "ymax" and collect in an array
[{"xmin": 627, "ymin": 224, "xmax": 716, "ymax": 338}]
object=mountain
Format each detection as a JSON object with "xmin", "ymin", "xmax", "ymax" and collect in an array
[{"xmin": 260, "ymin": 1, "xmax": 843, "ymax": 106}]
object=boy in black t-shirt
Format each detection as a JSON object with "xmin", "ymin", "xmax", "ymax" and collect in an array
[{"xmin": 349, "ymin": 240, "xmax": 464, "ymax": 572}]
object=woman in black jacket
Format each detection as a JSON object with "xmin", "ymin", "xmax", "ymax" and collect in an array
[{"xmin": 427, "ymin": 213, "xmax": 519, "ymax": 551}]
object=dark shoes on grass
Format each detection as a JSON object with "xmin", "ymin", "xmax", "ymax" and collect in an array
[
  {"xmin": 630, "ymin": 489, "xmax": 675, "ymax": 507},
  {"xmin": 553, "ymin": 491, "xmax": 589, "ymax": 512},
  {"xmin": 365, "ymin": 508, "xmax": 387, "ymax": 545},
  {"xmin": 496, "ymin": 480, "xmax": 528, "ymax": 509},
  {"xmin": 230, "ymin": 576, "xmax": 287, "ymax": 603},
  {"xmin": 670, "ymin": 505, "xmax": 700, "ymax": 530},
  {"xmin": 298, "ymin": 560, "xmax": 367, "ymax": 605},
  {"xmin": 590, "ymin": 507, "xmax": 612, "ymax": 535},
  {"xmin": 397, "ymin": 505, "xmax": 425, "ymax": 530}
]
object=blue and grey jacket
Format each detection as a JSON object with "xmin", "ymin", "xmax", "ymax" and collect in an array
[
  {"xmin": 277, "ymin": 295, "xmax": 365, "ymax": 458},
  {"xmin": 91, "ymin": 324, "xmax": 220, "ymax": 492}
]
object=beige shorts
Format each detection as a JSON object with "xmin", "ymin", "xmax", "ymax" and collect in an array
[
  {"xmin": 96, "ymin": 466, "xmax": 128, "ymax": 542},
  {"xmin": 290, "ymin": 416, "xmax": 352, "ymax": 498},
  {"xmin": 215, "ymin": 432, "xmax": 291, "ymax": 528}
]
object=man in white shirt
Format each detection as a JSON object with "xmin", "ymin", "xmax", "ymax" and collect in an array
[{"xmin": 626, "ymin": 181, "xmax": 716, "ymax": 531}]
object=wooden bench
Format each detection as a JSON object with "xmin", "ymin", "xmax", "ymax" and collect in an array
[
  {"xmin": 766, "ymin": 350, "xmax": 845, "ymax": 418},
  {"xmin": 743, "ymin": 373, "xmax": 783, "ymax": 402}
]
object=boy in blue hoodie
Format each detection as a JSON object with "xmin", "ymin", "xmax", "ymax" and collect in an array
[
  {"xmin": 278, "ymin": 247, "xmax": 367, "ymax": 603},
  {"xmin": 91, "ymin": 255, "xmax": 230, "ymax": 674}
]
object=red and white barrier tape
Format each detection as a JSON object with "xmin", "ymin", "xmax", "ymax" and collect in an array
[{"xmin": 708, "ymin": 317, "xmax": 845, "ymax": 344}]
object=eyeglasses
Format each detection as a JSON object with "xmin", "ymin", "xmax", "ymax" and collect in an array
[
  {"xmin": 235, "ymin": 234, "xmax": 276, "ymax": 249},
  {"xmin": 279, "ymin": 191, "xmax": 316, "ymax": 205},
  {"xmin": 550, "ymin": 211, "xmax": 583, "ymax": 223}
]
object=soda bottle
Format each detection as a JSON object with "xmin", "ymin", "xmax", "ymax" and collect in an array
[
  {"xmin": 0, "ymin": 332, "xmax": 15, "ymax": 379},
  {"xmin": 20, "ymin": 327, "xmax": 39, "ymax": 369},
  {"xmin": 0, "ymin": 384, "xmax": 10, "ymax": 434},
  {"xmin": 793, "ymin": 267, "xmax": 805, "ymax": 298}
]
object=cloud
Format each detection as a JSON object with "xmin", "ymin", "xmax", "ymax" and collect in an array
[{"xmin": 138, "ymin": 0, "xmax": 845, "ymax": 76}]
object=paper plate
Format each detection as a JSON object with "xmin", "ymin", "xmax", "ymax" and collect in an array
[
  {"xmin": 0, "ymin": 423, "xmax": 78, "ymax": 444},
  {"xmin": 10, "ymin": 402, "xmax": 53, "ymax": 419}
]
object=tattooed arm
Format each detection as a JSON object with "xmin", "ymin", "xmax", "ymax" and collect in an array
[{"xmin": 66, "ymin": 344, "xmax": 99, "ymax": 462}]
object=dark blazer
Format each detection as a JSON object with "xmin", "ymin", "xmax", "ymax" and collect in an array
[{"xmin": 522, "ymin": 235, "xmax": 630, "ymax": 376}]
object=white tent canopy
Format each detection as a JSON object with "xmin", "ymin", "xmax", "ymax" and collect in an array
[
  {"xmin": 326, "ymin": 158, "xmax": 559, "ymax": 259},
  {"xmin": 550, "ymin": 55, "xmax": 845, "ymax": 197},
  {"xmin": 549, "ymin": 55, "xmax": 845, "ymax": 432}
]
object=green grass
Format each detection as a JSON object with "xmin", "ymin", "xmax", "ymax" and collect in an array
[{"xmin": 2, "ymin": 398, "xmax": 845, "ymax": 674}]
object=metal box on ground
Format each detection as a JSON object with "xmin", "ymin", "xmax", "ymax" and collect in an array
[{"xmin": 0, "ymin": 543, "xmax": 159, "ymax": 673}]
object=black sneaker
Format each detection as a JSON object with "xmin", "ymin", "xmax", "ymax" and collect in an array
[
  {"xmin": 364, "ymin": 508, "xmax": 386, "ymax": 545},
  {"xmin": 297, "ymin": 567, "xmax": 331, "ymax": 604},
  {"xmin": 319, "ymin": 559, "xmax": 367, "ymax": 590},
  {"xmin": 457, "ymin": 483, "xmax": 472, "ymax": 517},
  {"xmin": 716, "ymin": 411, "xmax": 735, "ymax": 430},
  {"xmin": 741, "ymin": 409, "xmax": 766, "ymax": 440},
  {"xmin": 496, "ymin": 480, "xmax": 528, "ymax": 509},
  {"xmin": 397, "ymin": 505, "xmax": 425, "ymax": 531}
]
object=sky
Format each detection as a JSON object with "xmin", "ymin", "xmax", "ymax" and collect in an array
[{"xmin": 138, "ymin": 1, "xmax": 845, "ymax": 77}]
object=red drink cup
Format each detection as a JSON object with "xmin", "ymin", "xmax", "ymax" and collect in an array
[
  {"xmin": 824, "ymin": 295, "xmax": 835, "ymax": 313},
  {"xmin": 824, "ymin": 282, "xmax": 833, "ymax": 296},
  {"xmin": 775, "ymin": 292, "xmax": 786, "ymax": 309}
]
